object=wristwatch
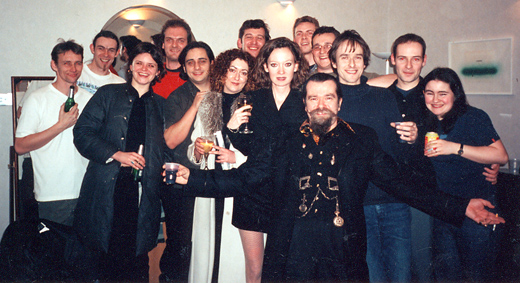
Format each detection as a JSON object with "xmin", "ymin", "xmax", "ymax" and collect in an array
[{"xmin": 457, "ymin": 144, "xmax": 464, "ymax": 156}]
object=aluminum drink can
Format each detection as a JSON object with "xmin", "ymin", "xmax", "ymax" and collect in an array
[{"xmin": 425, "ymin": 132, "xmax": 439, "ymax": 150}]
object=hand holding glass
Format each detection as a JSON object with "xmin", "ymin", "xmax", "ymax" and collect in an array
[{"xmin": 164, "ymin": 162, "xmax": 180, "ymax": 184}]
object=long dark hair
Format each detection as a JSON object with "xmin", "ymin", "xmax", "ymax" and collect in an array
[{"xmin": 420, "ymin": 67, "xmax": 469, "ymax": 134}]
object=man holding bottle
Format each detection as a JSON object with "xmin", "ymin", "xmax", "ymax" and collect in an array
[{"xmin": 14, "ymin": 40, "xmax": 91, "ymax": 226}]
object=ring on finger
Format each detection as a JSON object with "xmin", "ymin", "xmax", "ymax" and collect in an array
[{"xmin": 131, "ymin": 161, "xmax": 135, "ymax": 164}]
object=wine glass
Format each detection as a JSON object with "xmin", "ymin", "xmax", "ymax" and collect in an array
[
  {"xmin": 237, "ymin": 93, "xmax": 253, "ymax": 134},
  {"xmin": 201, "ymin": 135, "xmax": 215, "ymax": 170}
]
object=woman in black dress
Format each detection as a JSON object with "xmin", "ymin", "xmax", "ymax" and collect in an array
[{"xmin": 225, "ymin": 37, "xmax": 308, "ymax": 282}]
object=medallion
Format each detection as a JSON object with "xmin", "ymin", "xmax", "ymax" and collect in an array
[{"xmin": 333, "ymin": 215, "xmax": 344, "ymax": 227}]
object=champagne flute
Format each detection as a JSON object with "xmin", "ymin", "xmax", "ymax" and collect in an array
[
  {"xmin": 201, "ymin": 136, "xmax": 215, "ymax": 170},
  {"xmin": 237, "ymin": 93, "xmax": 253, "ymax": 134}
]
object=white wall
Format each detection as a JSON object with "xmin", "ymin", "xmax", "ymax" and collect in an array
[{"xmin": 0, "ymin": 0, "xmax": 518, "ymax": 235}]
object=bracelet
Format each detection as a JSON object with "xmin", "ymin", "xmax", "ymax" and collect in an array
[{"xmin": 228, "ymin": 126, "xmax": 239, "ymax": 133}]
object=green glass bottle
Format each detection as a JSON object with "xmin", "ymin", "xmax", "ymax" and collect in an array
[
  {"xmin": 64, "ymin": 86, "xmax": 75, "ymax": 112},
  {"xmin": 132, "ymin": 144, "xmax": 144, "ymax": 181}
]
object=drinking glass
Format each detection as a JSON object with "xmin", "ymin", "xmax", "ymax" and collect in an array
[
  {"xmin": 237, "ymin": 93, "xmax": 253, "ymax": 134},
  {"xmin": 201, "ymin": 136, "xmax": 215, "ymax": 170},
  {"xmin": 164, "ymin": 162, "xmax": 180, "ymax": 184}
]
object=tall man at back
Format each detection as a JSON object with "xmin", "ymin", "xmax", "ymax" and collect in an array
[
  {"xmin": 15, "ymin": 40, "xmax": 91, "ymax": 226},
  {"xmin": 237, "ymin": 19, "xmax": 270, "ymax": 58},
  {"xmin": 77, "ymin": 30, "xmax": 126, "ymax": 94},
  {"xmin": 293, "ymin": 16, "xmax": 319, "ymax": 69},
  {"xmin": 153, "ymin": 19, "xmax": 193, "ymax": 98}
]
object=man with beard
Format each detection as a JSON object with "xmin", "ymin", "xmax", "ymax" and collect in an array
[
  {"xmin": 77, "ymin": 30, "xmax": 125, "ymax": 94},
  {"xmin": 174, "ymin": 73, "xmax": 504, "ymax": 281}
]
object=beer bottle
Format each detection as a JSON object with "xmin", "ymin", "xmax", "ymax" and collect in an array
[
  {"xmin": 132, "ymin": 144, "xmax": 144, "ymax": 181},
  {"xmin": 64, "ymin": 85, "xmax": 75, "ymax": 112}
]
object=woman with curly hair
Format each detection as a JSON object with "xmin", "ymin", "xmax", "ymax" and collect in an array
[
  {"xmin": 186, "ymin": 48, "xmax": 255, "ymax": 282},
  {"xmin": 225, "ymin": 37, "xmax": 309, "ymax": 282}
]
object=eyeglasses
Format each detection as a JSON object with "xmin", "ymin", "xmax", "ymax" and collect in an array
[
  {"xmin": 312, "ymin": 43, "xmax": 333, "ymax": 52},
  {"xmin": 228, "ymin": 67, "xmax": 249, "ymax": 80}
]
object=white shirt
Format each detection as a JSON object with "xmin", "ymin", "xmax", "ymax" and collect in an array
[
  {"xmin": 15, "ymin": 84, "xmax": 91, "ymax": 201},
  {"xmin": 77, "ymin": 62, "xmax": 125, "ymax": 94}
]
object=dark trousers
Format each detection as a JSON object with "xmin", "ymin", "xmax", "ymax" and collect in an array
[
  {"xmin": 433, "ymin": 216, "xmax": 500, "ymax": 282},
  {"xmin": 100, "ymin": 169, "xmax": 148, "ymax": 282}
]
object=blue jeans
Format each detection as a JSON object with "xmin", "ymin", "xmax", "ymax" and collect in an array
[
  {"xmin": 364, "ymin": 203, "xmax": 412, "ymax": 283},
  {"xmin": 432, "ymin": 216, "xmax": 500, "ymax": 282}
]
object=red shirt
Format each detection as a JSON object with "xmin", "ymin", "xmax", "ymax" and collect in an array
[{"xmin": 153, "ymin": 66, "xmax": 186, "ymax": 99}]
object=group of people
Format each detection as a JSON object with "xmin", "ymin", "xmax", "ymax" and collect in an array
[{"xmin": 12, "ymin": 14, "xmax": 508, "ymax": 283}]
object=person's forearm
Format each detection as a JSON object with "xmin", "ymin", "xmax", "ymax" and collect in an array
[
  {"xmin": 164, "ymin": 106, "xmax": 198, "ymax": 149},
  {"xmin": 459, "ymin": 141, "xmax": 508, "ymax": 165},
  {"xmin": 15, "ymin": 122, "xmax": 67, "ymax": 154}
]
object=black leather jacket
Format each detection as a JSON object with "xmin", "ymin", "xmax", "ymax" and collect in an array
[{"xmin": 73, "ymin": 83, "xmax": 165, "ymax": 255}]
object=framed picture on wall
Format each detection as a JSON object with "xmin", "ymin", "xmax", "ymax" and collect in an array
[{"xmin": 449, "ymin": 38, "xmax": 512, "ymax": 95}]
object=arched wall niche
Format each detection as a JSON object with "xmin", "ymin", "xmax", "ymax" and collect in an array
[
  {"xmin": 102, "ymin": 5, "xmax": 195, "ymax": 70},
  {"xmin": 102, "ymin": 4, "xmax": 181, "ymax": 43}
]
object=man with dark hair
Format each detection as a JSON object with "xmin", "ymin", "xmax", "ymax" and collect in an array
[
  {"xmin": 237, "ymin": 19, "xmax": 270, "ymax": 58},
  {"xmin": 117, "ymin": 35, "xmax": 142, "ymax": 79},
  {"xmin": 77, "ymin": 30, "xmax": 125, "ymax": 94},
  {"xmin": 310, "ymin": 26, "xmax": 340, "ymax": 75},
  {"xmin": 329, "ymin": 29, "xmax": 419, "ymax": 282},
  {"xmin": 14, "ymin": 40, "xmax": 91, "ymax": 226},
  {"xmin": 293, "ymin": 15, "xmax": 319, "ymax": 68},
  {"xmin": 153, "ymin": 18, "xmax": 193, "ymax": 98},
  {"xmin": 160, "ymin": 41, "xmax": 215, "ymax": 282}
]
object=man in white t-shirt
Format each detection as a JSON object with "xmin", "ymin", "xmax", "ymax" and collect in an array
[
  {"xmin": 77, "ymin": 30, "xmax": 125, "ymax": 94},
  {"xmin": 15, "ymin": 40, "xmax": 91, "ymax": 226}
]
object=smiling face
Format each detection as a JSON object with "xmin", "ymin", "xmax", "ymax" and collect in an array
[
  {"xmin": 129, "ymin": 52, "xmax": 159, "ymax": 87},
  {"xmin": 223, "ymin": 58, "xmax": 249, "ymax": 94},
  {"xmin": 51, "ymin": 50, "xmax": 83, "ymax": 85},
  {"xmin": 162, "ymin": 26, "xmax": 188, "ymax": 65},
  {"xmin": 237, "ymin": 28, "xmax": 266, "ymax": 58},
  {"xmin": 332, "ymin": 41, "xmax": 366, "ymax": 85},
  {"xmin": 184, "ymin": 47, "xmax": 211, "ymax": 87},
  {"xmin": 312, "ymin": 32, "xmax": 335, "ymax": 73},
  {"xmin": 305, "ymin": 79, "xmax": 342, "ymax": 133},
  {"xmin": 424, "ymin": 80, "xmax": 455, "ymax": 120},
  {"xmin": 294, "ymin": 22, "xmax": 316, "ymax": 55},
  {"xmin": 391, "ymin": 41, "xmax": 426, "ymax": 89},
  {"xmin": 263, "ymin": 47, "xmax": 299, "ymax": 89},
  {"xmin": 89, "ymin": 36, "xmax": 119, "ymax": 75}
]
